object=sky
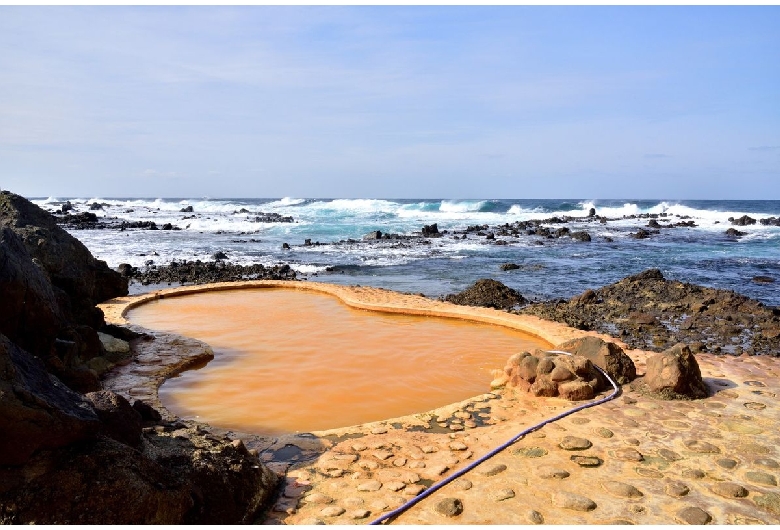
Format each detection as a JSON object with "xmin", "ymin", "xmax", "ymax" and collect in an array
[{"xmin": 1, "ymin": 5, "xmax": 779, "ymax": 199}]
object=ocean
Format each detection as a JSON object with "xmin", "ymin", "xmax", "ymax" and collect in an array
[{"xmin": 31, "ymin": 197, "xmax": 780, "ymax": 308}]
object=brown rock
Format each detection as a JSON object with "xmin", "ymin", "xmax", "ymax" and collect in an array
[
  {"xmin": 537, "ymin": 467, "xmax": 570, "ymax": 479},
  {"xmin": 754, "ymin": 492, "xmax": 780, "ymax": 515},
  {"xmin": 676, "ymin": 506, "xmax": 712, "ymax": 525},
  {"xmin": 434, "ymin": 498, "xmax": 463, "ymax": 517},
  {"xmin": 614, "ymin": 448, "xmax": 644, "ymax": 462},
  {"xmin": 481, "ymin": 463, "xmax": 507, "ymax": 476},
  {"xmin": 684, "ymin": 440, "xmax": 720, "ymax": 454},
  {"xmin": 530, "ymin": 377, "xmax": 558, "ymax": 397},
  {"xmin": 558, "ymin": 380, "xmax": 595, "ymax": 400},
  {"xmin": 745, "ymin": 471, "xmax": 777, "ymax": 486},
  {"xmin": 571, "ymin": 455, "xmax": 603, "ymax": 467},
  {"xmin": 644, "ymin": 344, "xmax": 708, "ymax": 399},
  {"xmin": 711, "ymin": 482, "xmax": 748, "ymax": 498},
  {"xmin": 665, "ymin": 482, "xmax": 690, "ymax": 497},
  {"xmin": 556, "ymin": 336, "xmax": 636, "ymax": 385},
  {"xmin": 550, "ymin": 365, "xmax": 575, "ymax": 382}
]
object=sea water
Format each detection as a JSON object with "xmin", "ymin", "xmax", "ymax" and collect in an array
[{"xmin": 32, "ymin": 197, "xmax": 780, "ymax": 307}]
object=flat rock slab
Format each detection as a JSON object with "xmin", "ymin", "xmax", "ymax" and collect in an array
[
  {"xmin": 684, "ymin": 440, "xmax": 721, "ymax": 453},
  {"xmin": 559, "ymin": 436, "xmax": 592, "ymax": 450},
  {"xmin": 601, "ymin": 481, "xmax": 643, "ymax": 498},
  {"xmin": 676, "ymin": 506, "xmax": 712, "ymax": 525},
  {"xmin": 710, "ymin": 482, "xmax": 748, "ymax": 498},
  {"xmin": 552, "ymin": 491, "xmax": 597, "ymax": 511},
  {"xmin": 745, "ymin": 471, "xmax": 777, "ymax": 486}
]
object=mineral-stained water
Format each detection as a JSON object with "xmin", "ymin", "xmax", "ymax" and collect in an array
[{"xmin": 128, "ymin": 288, "xmax": 549, "ymax": 434}]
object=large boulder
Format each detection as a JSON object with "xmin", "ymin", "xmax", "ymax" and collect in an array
[
  {"xmin": 445, "ymin": 279, "xmax": 527, "ymax": 310},
  {"xmin": 492, "ymin": 350, "xmax": 603, "ymax": 401},
  {"xmin": 0, "ymin": 334, "xmax": 99, "ymax": 466},
  {"xmin": 0, "ymin": 191, "xmax": 128, "ymax": 327},
  {"xmin": 556, "ymin": 336, "xmax": 637, "ymax": 385},
  {"xmin": 642, "ymin": 343, "xmax": 708, "ymax": 399},
  {"xmin": 0, "ymin": 227, "xmax": 64, "ymax": 357},
  {"xmin": 85, "ymin": 390, "xmax": 143, "ymax": 447}
]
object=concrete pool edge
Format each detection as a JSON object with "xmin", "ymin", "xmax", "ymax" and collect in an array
[{"xmin": 98, "ymin": 280, "xmax": 627, "ymax": 437}]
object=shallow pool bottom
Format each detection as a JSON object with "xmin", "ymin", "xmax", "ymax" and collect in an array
[{"xmin": 127, "ymin": 288, "xmax": 549, "ymax": 435}]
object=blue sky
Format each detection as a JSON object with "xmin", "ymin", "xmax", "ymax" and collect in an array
[{"xmin": 1, "ymin": 6, "xmax": 778, "ymax": 199}]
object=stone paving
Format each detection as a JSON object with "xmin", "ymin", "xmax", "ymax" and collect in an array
[
  {"xmin": 263, "ymin": 351, "xmax": 780, "ymax": 525},
  {"xmin": 100, "ymin": 281, "xmax": 780, "ymax": 525}
]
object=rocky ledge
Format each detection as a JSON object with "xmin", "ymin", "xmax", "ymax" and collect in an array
[
  {"xmin": 0, "ymin": 191, "xmax": 280, "ymax": 524},
  {"xmin": 516, "ymin": 268, "xmax": 780, "ymax": 356},
  {"xmin": 124, "ymin": 259, "xmax": 298, "ymax": 287}
]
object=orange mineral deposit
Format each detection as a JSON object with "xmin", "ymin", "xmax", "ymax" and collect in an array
[{"xmin": 128, "ymin": 288, "xmax": 548, "ymax": 435}]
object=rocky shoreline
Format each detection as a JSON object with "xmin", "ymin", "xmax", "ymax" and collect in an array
[
  {"xmin": 0, "ymin": 192, "xmax": 280, "ymax": 524},
  {"xmin": 517, "ymin": 269, "xmax": 780, "ymax": 357},
  {"xmin": 4, "ymin": 190, "xmax": 780, "ymax": 524}
]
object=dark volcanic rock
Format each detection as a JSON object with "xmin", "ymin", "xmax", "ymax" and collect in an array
[
  {"xmin": 0, "ymin": 334, "xmax": 99, "ymax": 466},
  {"xmin": 0, "ymin": 190, "xmax": 280, "ymax": 524},
  {"xmin": 133, "ymin": 399, "xmax": 162, "ymax": 422},
  {"xmin": 0, "ymin": 430, "xmax": 279, "ymax": 524},
  {"xmin": 85, "ymin": 390, "xmax": 143, "ymax": 447},
  {"xmin": 0, "ymin": 227, "xmax": 64, "ymax": 356},
  {"xmin": 569, "ymin": 231, "xmax": 591, "ymax": 242},
  {"xmin": 730, "ymin": 215, "xmax": 756, "ymax": 226},
  {"xmin": 56, "ymin": 211, "xmax": 103, "ymax": 229},
  {"xmin": 421, "ymin": 223, "xmax": 440, "ymax": 237},
  {"xmin": 131, "ymin": 260, "xmax": 296, "ymax": 286},
  {"xmin": 500, "ymin": 263, "xmax": 521, "ymax": 271},
  {"xmin": 180, "ymin": 205, "xmax": 194, "ymax": 212},
  {"xmin": 0, "ymin": 191, "xmax": 128, "ymax": 327},
  {"xmin": 520, "ymin": 268, "xmax": 780, "ymax": 356},
  {"xmin": 726, "ymin": 228, "xmax": 747, "ymax": 237},
  {"xmin": 445, "ymin": 279, "xmax": 527, "ymax": 310}
]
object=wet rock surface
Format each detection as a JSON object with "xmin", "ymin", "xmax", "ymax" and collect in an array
[{"xmin": 520, "ymin": 268, "xmax": 780, "ymax": 356}]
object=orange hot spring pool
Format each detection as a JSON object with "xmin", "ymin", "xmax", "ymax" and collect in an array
[{"xmin": 127, "ymin": 288, "xmax": 550, "ymax": 435}]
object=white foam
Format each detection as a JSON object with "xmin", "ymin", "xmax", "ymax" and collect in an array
[{"xmin": 439, "ymin": 200, "xmax": 487, "ymax": 213}]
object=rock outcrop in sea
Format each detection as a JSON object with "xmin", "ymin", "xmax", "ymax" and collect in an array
[
  {"xmin": 444, "ymin": 278, "xmax": 527, "ymax": 310},
  {"xmin": 0, "ymin": 191, "xmax": 278, "ymax": 524}
]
